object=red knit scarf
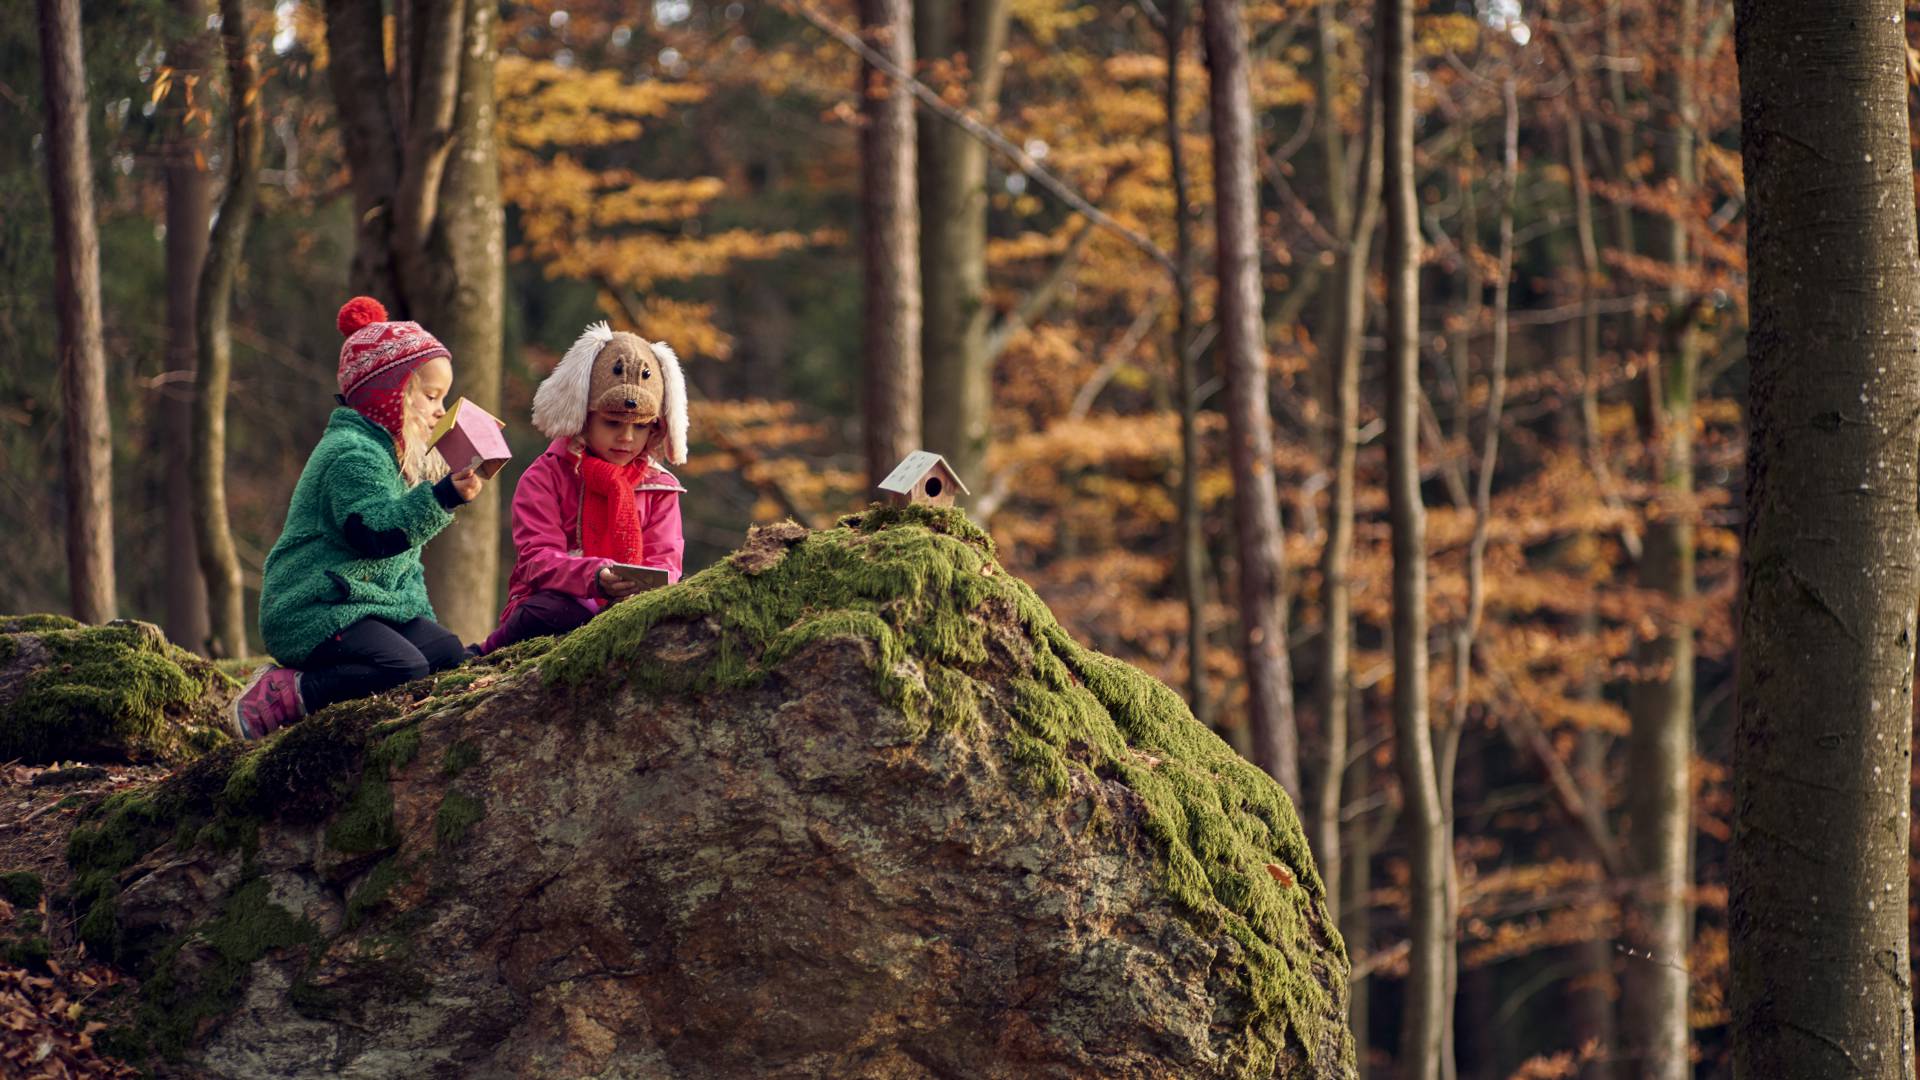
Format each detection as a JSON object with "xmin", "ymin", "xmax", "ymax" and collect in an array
[{"xmin": 579, "ymin": 453, "xmax": 647, "ymax": 563}]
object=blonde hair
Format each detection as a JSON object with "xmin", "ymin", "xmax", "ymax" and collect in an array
[{"xmin": 396, "ymin": 370, "xmax": 450, "ymax": 486}]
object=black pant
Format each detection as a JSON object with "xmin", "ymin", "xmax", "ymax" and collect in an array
[
  {"xmin": 481, "ymin": 590, "xmax": 595, "ymax": 654},
  {"xmin": 300, "ymin": 616, "xmax": 467, "ymax": 713}
]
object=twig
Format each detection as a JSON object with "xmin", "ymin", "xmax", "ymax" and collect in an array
[{"xmin": 782, "ymin": 0, "xmax": 1173, "ymax": 270}]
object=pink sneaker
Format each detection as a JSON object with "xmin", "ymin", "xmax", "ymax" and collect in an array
[{"xmin": 232, "ymin": 665, "xmax": 305, "ymax": 740}]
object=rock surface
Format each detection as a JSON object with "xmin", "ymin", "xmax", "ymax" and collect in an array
[{"xmin": 59, "ymin": 506, "xmax": 1352, "ymax": 1078}]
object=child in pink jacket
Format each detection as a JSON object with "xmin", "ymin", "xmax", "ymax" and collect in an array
[{"xmin": 477, "ymin": 322, "xmax": 689, "ymax": 654}]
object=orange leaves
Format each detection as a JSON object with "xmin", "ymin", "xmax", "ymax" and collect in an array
[{"xmin": 496, "ymin": 55, "xmax": 708, "ymax": 152}]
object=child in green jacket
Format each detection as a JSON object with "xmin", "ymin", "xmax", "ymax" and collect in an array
[{"xmin": 232, "ymin": 297, "xmax": 487, "ymax": 739}]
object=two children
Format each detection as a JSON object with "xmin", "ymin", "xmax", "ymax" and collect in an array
[{"xmin": 232, "ymin": 302, "xmax": 687, "ymax": 738}]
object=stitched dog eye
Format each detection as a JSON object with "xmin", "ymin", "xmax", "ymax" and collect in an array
[
  {"xmin": 642, "ymin": 366, "xmax": 652, "ymax": 380},
  {"xmin": 612, "ymin": 361, "xmax": 624, "ymax": 376}
]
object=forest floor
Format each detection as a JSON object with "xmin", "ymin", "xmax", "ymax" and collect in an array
[{"xmin": 0, "ymin": 761, "xmax": 164, "ymax": 1078}]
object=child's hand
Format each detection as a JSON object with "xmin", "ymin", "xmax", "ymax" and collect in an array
[
  {"xmin": 451, "ymin": 462, "xmax": 486, "ymax": 503},
  {"xmin": 597, "ymin": 566, "xmax": 643, "ymax": 601}
]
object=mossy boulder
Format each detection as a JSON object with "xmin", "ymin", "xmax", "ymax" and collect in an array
[
  {"xmin": 68, "ymin": 507, "xmax": 1352, "ymax": 1078},
  {"xmin": 0, "ymin": 617, "xmax": 236, "ymax": 765}
]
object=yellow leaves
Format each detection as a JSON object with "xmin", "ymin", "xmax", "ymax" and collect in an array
[
  {"xmin": 1416, "ymin": 14, "xmax": 1484, "ymax": 57},
  {"xmin": 542, "ymin": 228, "xmax": 829, "ymax": 292},
  {"xmin": 605, "ymin": 295, "xmax": 734, "ymax": 361},
  {"xmin": 1010, "ymin": 0, "xmax": 1099, "ymax": 46},
  {"xmin": 496, "ymin": 55, "xmax": 707, "ymax": 151}
]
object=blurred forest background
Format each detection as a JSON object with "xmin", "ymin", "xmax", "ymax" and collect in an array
[{"xmin": 0, "ymin": 0, "xmax": 1877, "ymax": 1076}]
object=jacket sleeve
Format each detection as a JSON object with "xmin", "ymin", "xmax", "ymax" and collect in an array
[
  {"xmin": 638, "ymin": 489, "xmax": 686, "ymax": 583},
  {"xmin": 512, "ymin": 458, "xmax": 613, "ymax": 599},
  {"xmin": 320, "ymin": 440, "xmax": 458, "ymax": 557}
]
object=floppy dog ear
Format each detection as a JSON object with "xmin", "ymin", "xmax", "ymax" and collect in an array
[
  {"xmin": 533, "ymin": 321, "xmax": 613, "ymax": 440},
  {"xmin": 647, "ymin": 340, "xmax": 688, "ymax": 466}
]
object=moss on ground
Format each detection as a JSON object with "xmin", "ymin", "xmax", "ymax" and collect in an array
[
  {"xmin": 0, "ymin": 870, "xmax": 42, "ymax": 906},
  {"xmin": 539, "ymin": 504, "xmax": 1347, "ymax": 1072},
  {"xmin": 0, "ymin": 619, "xmax": 236, "ymax": 764}
]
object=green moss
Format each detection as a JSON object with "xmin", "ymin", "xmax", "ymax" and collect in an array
[
  {"xmin": 325, "ymin": 772, "xmax": 398, "ymax": 855},
  {"xmin": 434, "ymin": 790, "xmax": 484, "ymax": 847},
  {"xmin": 130, "ymin": 876, "xmax": 321, "ymax": 1059},
  {"xmin": 441, "ymin": 739, "xmax": 481, "ymax": 778},
  {"xmin": 345, "ymin": 857, "xmax": 406, "ymax": 928},
  {"xmin": 0, "ymin": 621, "xmax": 237, "ymax": 765},
  {"xmin": 540, "ymin": 504, "xmax": 1345, "ymax": 1071},
  {"xmin": 4, "ymin": 935, "xmax": 50, "ymax": 968},
  {"xmin": 0, "ymin": 870, "xmax": 41, "ymax": 906},
  {"xmin": 0, "ymin": 613, "xmax": 83, "ymax": 634}
]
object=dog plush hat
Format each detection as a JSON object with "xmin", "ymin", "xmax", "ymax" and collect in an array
[{"xmin": 532, "ymin": 322, "xmax": 687, "ymax": 467}]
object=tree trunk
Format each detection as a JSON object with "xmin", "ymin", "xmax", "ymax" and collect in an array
[
  {"xmin": 162, "ymin": 0, "xmax": 213, "ymax": 654},
  {"xmin": 1203, "ymin": 0, "xmax": 1301, "ymax": 803},
  {"xmin": 417, "ymin": 0, "xmax": 502, "ymax": 646},
  {"xmin": 38, "ymin": 0, "xmax": 116, "ymax": 624},
  {"xmin": 1166, "ymin": 0, "xmax": 1208, "ymax": 730},
  {"xmin": 916, "ymin": 0, "xmax": 1008, "ymax": 499},
  {"xmin": 1382, "ymin": 0, "xmax": 1446, "ymax": 1074},
  {"xmin": 1313, "ymin": 1, "xmax": 1382, "ymax": 923},
  {"xmin": 859, "ymin": 0, "xmax": 921, "ymax": 488},
  {"xmin": 324, "ymin": 0, "xmax": 502, "ymax": 645},
  {"xmin": 1731, "ymin": 1, "xmax": 1920, "ymax": 1077},
  {"xmin": 1621, "ymin": 6, "xmax": 1697, "ymax": 1074},
  {"xmin": 192, "ymin": 0, "xmax": 262, "ymax": 660}
]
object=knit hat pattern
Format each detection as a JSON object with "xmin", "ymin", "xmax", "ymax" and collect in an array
[{"xmin": 335, "ymin": 296, "xmax": 451, "ymax": 438}]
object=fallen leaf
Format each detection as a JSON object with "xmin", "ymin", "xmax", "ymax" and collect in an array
[{"xmin": 1265, "ymin": 863, "xmax": 1295, "ymax": 888}]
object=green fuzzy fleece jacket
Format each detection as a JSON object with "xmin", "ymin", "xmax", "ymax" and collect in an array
[{"xmin": 259, "ymin": 407, "xmax": 466, "ymax": 666}]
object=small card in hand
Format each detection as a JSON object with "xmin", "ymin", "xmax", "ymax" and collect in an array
[
  {"xmin": 429, "ymin": 397, "xmax": 512, "ymax": 479},
  {"xmin": 604, "ymin": 563, "xmax": 672, "ymax": 591}
]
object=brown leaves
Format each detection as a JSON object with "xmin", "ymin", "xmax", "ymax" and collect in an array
[{"xmin": 1264, "ymin": 863, "xmax": 1295, "ymax": 888}]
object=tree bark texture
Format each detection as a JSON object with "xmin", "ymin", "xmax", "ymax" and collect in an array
[
  {"xmin": 859, "ymin": 0, "xmax": 922, "ymax": 488},
  {"xmin": 324, "ymin": 0, "xmax": 504, "ymax": 644},
  {"xmin": 1731, "ymin": 2, "xmax": 1920, "ymax": 1078},
  {"xmin": 38, "ymin": 0, "xmax": 117, "ymax": 624},
  {"xmin": 916, "ymin": 0, "xmax": 1008, "ymax": 500},
  {"xmin": 1203, "ymin": 0, "xmax": 1301, "ymax": 805},
  {"xmin": 1382, "ymin": 0, "xmax": 1446, "ymax": 1075},
  {"xmin": 1166, "ymin": 0, "xmax": 1209, "ymax": 731},
  {"xmin": 162, "ymin": 0, "xmax": 213, "ymax": 654},
  {"xmin": 1622, "ymin": 3, "xmax": 1698, "ymax": 1072},
  {"xmin": 417, "ymin": 0, "xmax": 504, "ymax": 645},
  {"xmin": 192, "ymin": 0, "xmax": 263, "ymax": 660}
]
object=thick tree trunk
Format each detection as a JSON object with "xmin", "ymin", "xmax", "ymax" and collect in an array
[
  {"xmin": 1622, "ymin": 7, "xmax": 1697, "ymax": 1074},
  {"xmin": 417, "ymin": 0, "xmax": 502, "ymax": 646},
  {"xmin": 859, "ymin": 0, "xmax": 921, "ymax": 488},
  {"xmin": 1203, "ymin": 0, "xmax": 1301, "ymax": 803},
  {"xmin": 192, "ymin": 0, "xmax": 262, "ymax": 660},
  {"xmin": 324, "ymin": 0, "xmax": 502, "ymax": 644},
  {"xmin": 1382, "ymin": 0, "xmax": 1446, "ymax": 1075},
  {"xmin": 1731, "ymin": 2, "xmax": 1920, "ymax": 1077},
  {"xmin": 38, "ymin": 0, "xmax": 116, "ymax": 624},
  {"xmin": 916, "ymin": 0, "xmax": 1008, "ymax": 499},
  {"xmin": 1166, "ymin": 0, "xmax": 1208, "ymax": 730},
  {"xmin": 162, "ymin": 0, "xmax": 213, "ymax": 654}
]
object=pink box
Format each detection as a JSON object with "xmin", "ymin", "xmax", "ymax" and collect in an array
[{"xmin": 429, "ymin": 398, "xmax": 512, "ymax": 479}]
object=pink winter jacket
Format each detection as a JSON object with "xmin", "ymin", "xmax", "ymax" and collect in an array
[{"xmin": 494, "ymin": 437, "xmax": 685, "ymax": 630}]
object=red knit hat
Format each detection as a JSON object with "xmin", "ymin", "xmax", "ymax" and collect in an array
[{"xmin": 335, "ymin": 297, "xmax": 451, "ymax": 439}]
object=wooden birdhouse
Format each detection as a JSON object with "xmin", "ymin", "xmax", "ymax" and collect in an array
[{"xmin": 877, "ymin": 450, "xmax": 969, "ymax": 508}]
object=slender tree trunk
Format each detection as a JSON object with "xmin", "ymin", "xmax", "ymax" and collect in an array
[
  {"xmin": 916, "ymin": 0, "xmax": 1008, "ymax": 499},
  {"xmin": 1622, "ymin": 6, "xmax": 1697, "ymax": 1074},
  {"xmin": 1343, "ymin": 724, "xmax": 1375, "ymax": 1080},
  {"xmin": 1383, "ymin": 0, "xmax": 1445, "ymax": 1074},
  {"xmin": 1203, "ymin": 0, "xmax": 1301, "ymax": 803},
  {"xmin": 192, "ymin": 0, "xmax": 262, "ymax": 659},
  {"xmin": 39, "ymin": 0, "xmax": 116, "ymax": 624},
  {"xmin": 324, "ymin": 0, "xmax": 402, "ymax": 301},
  {"xmin": 1166, "ymin": 0, "xmax": 1209, "ymax": 730},
  {"xmin": 162, "ymin": 0, "xmax": 213, "ymax": 653},
  {"xmin": 859, "ymin": 0, "xmax": 921, "ymax": 487},
  {"xmin": 417, "ymin": 0, "xmax": 502, "ymax": 645},
  {"xmin": 1731, "ymin": 2, "xmax": 1920, "ymax": 1077},
  {"xmin": 1314, "ymin": 4, "xmax": 1382, "ymax": 922}
]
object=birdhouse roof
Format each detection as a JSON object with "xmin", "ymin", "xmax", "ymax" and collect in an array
[{"xmin": 877, "ymin": 451, "xmax": 970, "ymax": 495}]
